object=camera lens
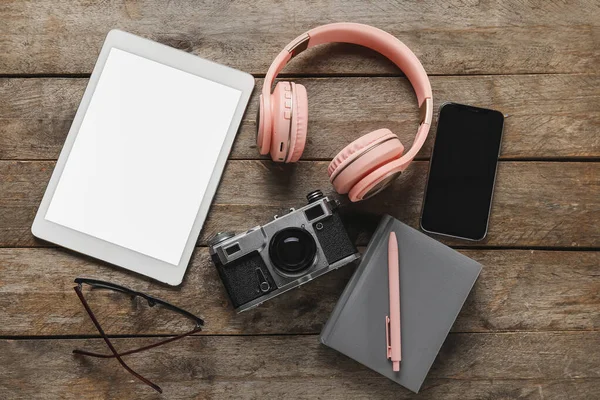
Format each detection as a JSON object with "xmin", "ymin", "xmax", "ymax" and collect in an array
[{"xmin": 269, "ymin": 228, "xmax": 317, "ymax": 274}]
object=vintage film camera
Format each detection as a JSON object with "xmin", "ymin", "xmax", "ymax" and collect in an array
[{"xmin": 209, "ymin": 190, "xmax": 360, "ymax": 312}]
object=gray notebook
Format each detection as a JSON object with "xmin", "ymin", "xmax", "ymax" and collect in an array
[{"xmin": 320, "ymin": 215, "xmax": 482, "ymax": 393}]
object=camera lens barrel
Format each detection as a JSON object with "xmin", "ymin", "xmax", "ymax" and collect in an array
[{"xmin": 269, "ymin": 227, "xmax": 317, "ymax": 274}]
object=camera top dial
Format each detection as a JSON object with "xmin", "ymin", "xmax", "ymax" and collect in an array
[{"xmin": 208, "ymin": 232, "xmax": 236, "ymax": 248}]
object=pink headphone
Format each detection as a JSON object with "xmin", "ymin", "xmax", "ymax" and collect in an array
[{"xmin": 257, "ymin": 23, "xmax": 433, "ymax": 202}]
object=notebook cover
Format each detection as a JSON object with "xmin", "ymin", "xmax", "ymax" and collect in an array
[{"xmin": 320, "ymin": 215, "xmax": 482, "ymax": 393}]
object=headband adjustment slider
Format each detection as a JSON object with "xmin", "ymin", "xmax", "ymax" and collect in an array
[
  {"xmin": 286, "ymin": 34, "xmax": 310, "ymax": 58},
  {"xmin": 419, "ymin": 98, "xmax": 433, "ymax": 126}
]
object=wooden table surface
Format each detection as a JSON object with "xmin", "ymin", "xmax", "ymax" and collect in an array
[{"xmin": 1, "ymin": 1, "xmax": 598, "ymax": 399}]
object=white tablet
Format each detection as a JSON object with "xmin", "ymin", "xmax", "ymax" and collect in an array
[{"xmin": 32, "ymin": 30, "xmax": 254, "ymax": 285}]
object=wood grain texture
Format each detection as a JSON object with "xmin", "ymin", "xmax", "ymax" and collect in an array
[
  {"xmin": 1, "ymin": 75, "xmax": 599, "ymax": 160},
  {"xmin": 1, "ymin": 1, "xmax": 598, "ymax": 75},
  {"xmin": 0, "ymin": 333, "xmax": 599, "ymax": 399},
  {"xmin": 0, "ymin": 248, "xmax": 597, "ymax": 336},
  {"xmin": 2, "ymin": 1, "xmax": 599, "ymax": 396},
  {"xmin": 1, "ymin": 160, "xmax": 598, "ymax": 248}
]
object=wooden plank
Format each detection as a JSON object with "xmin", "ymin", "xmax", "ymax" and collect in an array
[
  {"xmin": 1, "ymin": 1, "xmax": 598, "ymax": 75},
  {"xmin": 0, "ymin": 333, "xmax": 599, "ymax": 399},
  {"xmin": 1, "ymin": 75, "xmax": 599, "ymax": 160},
  {"xmin": 0, "ymin": 248, "xmax": 597, "ymax": 336},
  {"xmin": 0, "ymin": 160, "xmax": 598, "ymax": 248}
]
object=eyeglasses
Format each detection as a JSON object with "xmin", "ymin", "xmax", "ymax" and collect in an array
[{"xmin": 73, "ymin": 278, "xmax": 204, "ymax": 393}]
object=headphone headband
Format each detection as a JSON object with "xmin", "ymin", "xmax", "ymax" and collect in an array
[{"xmin": 261, "ymin": 23, "xmax": 433, "ymax": 167}]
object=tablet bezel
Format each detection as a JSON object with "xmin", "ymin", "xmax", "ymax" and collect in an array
[{"xmin": 31, "ymin": 29, "xmax": 255, "ymax": 285}]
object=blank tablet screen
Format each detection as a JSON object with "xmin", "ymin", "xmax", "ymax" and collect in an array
[{"xmin": 45, "ymin": 48, "xmax": 242, "ymax": 266}]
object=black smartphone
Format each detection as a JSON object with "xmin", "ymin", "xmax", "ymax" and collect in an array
[{"xmin": 420, "ymin": 103, "xmax": 504, "ymax": 241}]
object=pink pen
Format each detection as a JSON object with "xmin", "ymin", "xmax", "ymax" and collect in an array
[{"xmin": 386, "ymin": 231, "xmax": 401, "ymax": 371}]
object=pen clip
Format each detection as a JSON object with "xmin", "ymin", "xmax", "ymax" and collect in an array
[{"xmin": 386, "ymin": 316, "xmax": 391, "ymax": 359}]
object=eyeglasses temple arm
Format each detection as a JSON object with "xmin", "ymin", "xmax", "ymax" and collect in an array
[
  {"xmin": 72, "ymin": 327, "xmax": 202, "ymax": 358},
  {"xmin": 73, "ymin": 286, "xmax": 163, "ymax": 394}
]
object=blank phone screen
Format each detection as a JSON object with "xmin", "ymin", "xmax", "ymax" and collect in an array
[
  {"xmin": 421, "ymin": 103, "xmax": 504, "ymax": 240},
  {"xmin": 45, "ymin": 48, "xmax": 242, "ymax": 265}
]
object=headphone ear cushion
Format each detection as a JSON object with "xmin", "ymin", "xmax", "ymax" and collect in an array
[
  {"xmin": 287, "ymin": 83, "xmax": 308, "ymax": 162},
  {"xmin": 329, "ymin": 129, "xmax": 404, "ymax": 194},
  {"xmin": 348, "ymin": 161, "xmax": 403, "ymax": 202},
  {"xmin": 256, "ymin": 94, "xmax": 271, "ymax": 155}
]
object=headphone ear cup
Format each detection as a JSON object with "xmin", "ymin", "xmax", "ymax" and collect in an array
[
  {"xmin": 287, "ymin": 83, "xmax": 308, "ymax": 162},
  {"xmin": 328, "ymin": 129, "xmax": 404, "ymax": 194},
  {"xmin": 269, "ymin": 81, "xmax": 294, "ymax": 161}
]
